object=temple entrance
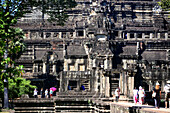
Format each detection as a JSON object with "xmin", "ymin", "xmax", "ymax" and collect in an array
[
  {"xmin": 110, "ymin": 73, "xmax": 120, "ymax": 97},
  {"xmin": 68, "ymin": 80, "xmax": 77, "ymax": 90}
]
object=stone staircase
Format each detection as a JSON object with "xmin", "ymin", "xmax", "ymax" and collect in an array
[
  {"xmin": 80, "ymin": 79, "xmax": 90, "ymax": 91},
  {"xmin": 55, "ymin": 91, "xmax": 99, "ymax": 113},
  {"xmin": 110, "ymin": 74, "xmax": 120, "ymax": 95},
  {"xmin": 13, "ymin": 98, "xmax": 55, "ymax": 113}
]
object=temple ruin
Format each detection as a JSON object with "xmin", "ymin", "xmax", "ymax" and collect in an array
[{"xmin": 13, "ymin": 0, "xmax": 170, "ymax": 112}]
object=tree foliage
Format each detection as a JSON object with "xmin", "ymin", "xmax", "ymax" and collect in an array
[
  {"xmin": 0, "ymin": 77, "xmax": 36, "ymax": 99},
  {"xmin": 158, "ymin": 0, "xmax": 170, "ymax": 11}
]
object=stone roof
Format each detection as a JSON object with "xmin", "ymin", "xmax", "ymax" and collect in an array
[
  {"xmin": 120, "ymin": 45, "xmax": 137, "ymax": 56},
  {"xmin": 91, "ymin": 42, "xmax": 113, "ymax": 56},
  {"xmin": 35, "ymin": 50, "xmax": 46, "ymax": 60},
  {"xmin": 67, "ymin": 45, "xmax": 87, "ymax": 56},
  {"xmin": 126, "ymin": 27, "xmax": 156, "ymax": 32},
  {"xmin": 142, "ymin": 51, "xmax": 167, "ymax": 61}
]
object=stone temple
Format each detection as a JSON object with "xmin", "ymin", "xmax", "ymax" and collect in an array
[{"xmin": 13, "ymin": 0, "xmax": 170, "ymax": 112}]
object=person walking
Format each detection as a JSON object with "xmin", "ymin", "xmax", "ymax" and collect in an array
[
  {"xmin": 33, "ymin": 89, "xmax": 38, "ymax": 98},
  {"xmin": 164, "ymin": 81, "xmax": 170, "ymax": 109},
  {"xmin": 50, "ymin": 89, "xmax": 53, "ymax": 98},
  {"xmin": 115, "ymin": 87, "xmax": 120, "ymax": 102},
  {"xmin": 40, "ymin": 88, "xmax": 43, "ymax": 98},
  {"xmin": 152, "ymin": 82, "xmax": 161, "ymax": 109},
  {"xmin": 45, "ymin": 89, "xmax": 49, "ymax": 98},
  {"xmin": 133, "ymin": 87, "xmax": 138, "ymax": 104},
  {"xmin": 138, "ymin": 86, "xmax": 145, "ymax": 105}
]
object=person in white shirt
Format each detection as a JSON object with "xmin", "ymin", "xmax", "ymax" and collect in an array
[
  {"xmin": 45, "ymin": 89, "xmax": 49, "ymax": 98},
  {"xmin": 138, "ymin": 86, "xmax": 145, "ymax": 105},
  {"xmin": 33, "ymin": 89, "xmax": 38, "ymax": 98},
  {"xmin": 164, "ymin": 81, "xmax": 170, "ymax": 108},
  {"xmin": 133, "ymin": 87, "xmax": 138, "ymax": 104},
  {"xmin": 115, "ymin": 87, "xmax": 120, "ymax": 102}
]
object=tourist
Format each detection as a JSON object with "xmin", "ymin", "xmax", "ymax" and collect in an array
[
  {"xmin": 115, "ymin": 87, "xmax": 120, "ymax": 102},
  {"xmin": 152, "ymin": 82, "xmax": 161, "ymax": 109},
  {"xmin": 40, "ymin": 88, "xmax": 43, "ymax": 98},
  {"xmin": 164, "ymin": 81, "xmax": 170, "ymax": 109},
  {"xmin": 45, "ymin": 89, "xmax": 49, "ymax": 98},
  {"xmin": 33, "ymin": 89, "xmax": 38, "ymax": 98},
  {"xmin": 133, "ymin": 87, "xmax": 138, "ymax": 104},
  {"xmin": 138, "ymin": 86, "xmax": 145, "ymax": 105},
  {"xmin": 50, "ymin": 89, "xmax": 53, "ymax": 98}
]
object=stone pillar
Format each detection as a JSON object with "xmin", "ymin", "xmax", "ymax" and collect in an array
[
  {"xmin": 105, "ymin": 76, "xmax": 110, "ymax": 97},
  {"xmin": 33, "ymin": 63, "xmax": 35, "ymax": 73},
  {"xmin": 129, "ymin": 76, "xmax": 134, "ymax": 97},
  {"xmin": 51, "ymin": 32, "xmax": 54, "ymax": 39},
  {"xmin": 73, "ymin": 31, "xmax": 76, "ymax": 38},
  {"xmin": 150, "ymin": 33, "xmax": 153, "ymax": 39},
  {"xmin": 28, "ymin": 31, "xmax": 31, "ymax": 39},
  {"xmin": 100, "ymin": 71, "xmax": 103, "ymax": 94},
  {"xmin": 127, "ymin": 33, "xmax": 130, "ymax": 40},
  {"xmin": 59, "ymin": 72, "xmax": 63, "ymax": 92},
  {"xmin": 43, "ymin": 62, "xmax": 46, "ymax": 74},
  {"xmin": 165, "ymin": 33, "xmax": 168, "ymax": 40},
  {"xmin": 65, "ymin": 80, "xmax": 68, "ymax": 92},
  {"xmin": 59, "ymin": 32, "xmax": 62, "ymax": 39},
  {"xmin": 119, "ymin": 31, "xmax": 122, "ymax": 38},
  {"xmin": 119, "ymin": 73, "xmax": 123, "ymax": 94},
  {"xmin": 53, "ymin": 64, "xmax": 56, "ymax": 73},
  {"xmin": 157, "ymin": 33, "xmax": 160, "ymax": 39},
  {"xmin": 93, "ymin": 69, "xmax": 98, "ymax": 92},
  {"xmin": 124, "ymin": 72, "xmax": 128, "ymax": 96},
  {"xmin": 43, "ymin": 32, "xmax": 46, "ymax": 39},
  {"xmin": 104, "ymin": 58, "xmax": 108, "ymax": 70},
  {"xmin": 142, "ymin": 33, "xmax": 145, "ymax": 39},
  {"xmin": 84, "ymin": 29, "xmax": 86, "ymax": 38},
  {"xmin": 134, "ymin": 33, "xmax": 137, "ymax": 40}
]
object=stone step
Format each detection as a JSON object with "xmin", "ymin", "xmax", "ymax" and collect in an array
[
  {"xmin": 15, "ymin": 111, "xmax": 54, "ymax": 112},
  {"xmin": 14, "ymin": 107, "xmax": 55, "ymax": 110},
  {"xmin": 55, "ymin": 106, "xmax": 91, "ymax": 108}
]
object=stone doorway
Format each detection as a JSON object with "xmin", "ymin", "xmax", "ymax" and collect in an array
[
  {"xmin": 110, "ymin": 73, "xmax": 120, "ymax": 97},
  {"xmin": 68, "ymin": 80, "xmax": 77, "ymax": 90}
]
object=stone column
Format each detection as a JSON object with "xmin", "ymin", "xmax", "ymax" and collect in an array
[
  {"xmin": 150, "ymin": 33, "xmax": 153, "ymax": 39},
  {"xmin": 53, "ymin": 64, "xmax": 56, "ymax": 73},
  {"xmin": 104, "ymin": 58, "xmax": 108, "ymax": 70},
  {"xmin": 165, "ymin": 33, "xmax": 168, "ymax": 40},
  {"xmin": 100, "ymin": 71, "xmax": 103, "ymax": 94},
  {"xmin": 84, "ymin": 29, "xmax": 86, "ymax": 38},
  {"xmin": 124, "ymin": 72, "xmax": 128, "ymax": 96},
  {"xmin": 119, "ymin": 31, "xmax": 122, "ymax": 38},
  {"xmin": 157, "ymin": 33, "xmax": 160, "ymax": 39},
  {"xmin": 127, "ymin": 33, "xmax": 130, "ymax": 40},
  {"xmin": 73, "ymin": 31, "xmax": 76, "ymax": 38},
  {"xmin": 129, "ymin": 76, "xmax": 134, "ymax": 97},
  {"xmin": 59, "ymin": 32, "xmax": 62, "ymax": 39},
  {"xmin": 43, "ymin": 32, "xmax": 46, "ymax": 39},
  {"xmin": 65, "ymin": 80, "xmax": 69, "ymax": 92},
  {"xmin": 33, "ymin": 63, "xmax": 35, "ymax": 73},
  {"xmin": 59, "ymin": 72, "xmax": 63, "ymax": 92},
  {"xmin": 134, "ymin": 33, "xmax": 137, "ymax": 40},
  {"xmin": 119, "ymin": 73, "xmax": 123, "ymax": 94},
  {"xmin": 142, "ymin": 33, "xmax": 145, "ymax": 39},
  {"xmin": 105, "ymin": 76, "xmax": 110, "ymax": 97},
  {"xmin": 94, "ymin": 69, "xmax": 98, "ymax": 92},
  {"xmin": 43, "ymin": 62, "xmax": 46, "ymax": 74},
  {"xmin": 28, "ymin": 31, "xmax": 31, "ymax": 39}
]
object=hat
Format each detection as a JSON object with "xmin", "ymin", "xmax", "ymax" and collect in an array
[
  {"xmin": 139, "ymin": 86, "xmax": 142, "ymax": 90},
  {"xmin": 156, "ymin": 82, "xmax": 160, "ymax": 86}
]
